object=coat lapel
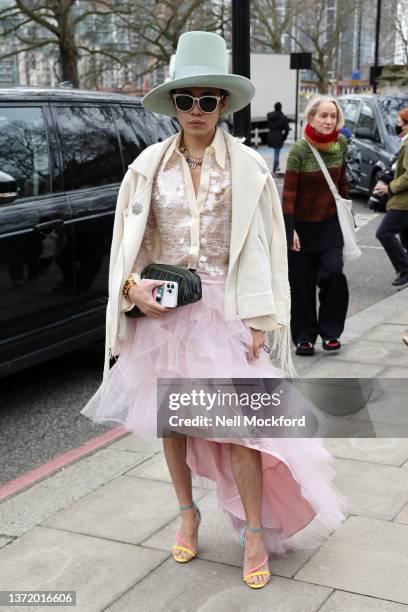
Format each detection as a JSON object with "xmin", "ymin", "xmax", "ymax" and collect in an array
[{"xmin": 225, "ymin": 132, "xmax": 269, "ymax": 272}]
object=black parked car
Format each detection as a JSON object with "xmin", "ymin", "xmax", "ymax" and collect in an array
[
  {"xmin": 0, "ymin": 87, "xmax": 178, "ymax": 377},
  {"xmin": 337, "ymin": 94, "xmax": 408, "ymax": 195}
]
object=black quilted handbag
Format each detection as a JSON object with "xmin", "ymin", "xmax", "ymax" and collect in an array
[{"xmin": 125, "ymin": 263, "xmax": 202, "ymax": 318}]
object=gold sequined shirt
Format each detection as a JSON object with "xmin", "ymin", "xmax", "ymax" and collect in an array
[{"xmin": 133, "ymin": 127, "xmax": 232, "ymax": 276}]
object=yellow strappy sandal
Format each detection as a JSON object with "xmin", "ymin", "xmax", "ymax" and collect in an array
[
  {"xmin": 171, "ymin": 502, "xmax": 201, "ymax": 563},
  {"xmin": 241, "ymin": 525, "xmax": 271, "ymax": 589}
]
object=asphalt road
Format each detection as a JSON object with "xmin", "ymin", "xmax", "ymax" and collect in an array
[{"xmin": 0, "ymin": 194, "xmax": 400, "ymax": 486}]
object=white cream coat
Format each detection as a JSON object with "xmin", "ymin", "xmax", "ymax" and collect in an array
[{"xmin": 102, "ymin": 129, "xmax": 293, "ymax": 389}]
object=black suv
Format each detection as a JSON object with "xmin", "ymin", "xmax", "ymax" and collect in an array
[
  {"xmin": 338, "ymin": 94, "xmax": 408, "ymax": 194},
  {"xmin": 0, "ymin": 87, "xmax": 177, "ymax": 377}
]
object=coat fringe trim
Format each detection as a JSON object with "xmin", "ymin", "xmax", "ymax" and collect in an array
[{"xmin": 267, "ymin": 325, "xmax": 297, "ymax": 378}]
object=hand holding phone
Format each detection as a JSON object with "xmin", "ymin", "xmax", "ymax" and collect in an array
[
  {"xmin": 150, "ymin": 280, "xmax": 178, "ymax": 307},
  {"xmin": 128, "ymin": 279, "xmax": 168, "ymax": 318}
]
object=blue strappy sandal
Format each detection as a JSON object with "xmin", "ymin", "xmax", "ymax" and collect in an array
[
  {"xmin": 240, "ymin": 524, "xmax": 271, "ymax": 589},
  {"xmin": 172, "ymin": 502, "xmax": 202, "ymax": 563}
]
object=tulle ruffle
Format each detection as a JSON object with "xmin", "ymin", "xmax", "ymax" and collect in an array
[{"xmin": 81, "ymin": 275, "xmax": 346, "ymax": 554}]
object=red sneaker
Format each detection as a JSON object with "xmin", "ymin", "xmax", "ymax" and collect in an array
[{"xmin": 322, "ymin": 338, "xmax": 341, "ymax": 351}]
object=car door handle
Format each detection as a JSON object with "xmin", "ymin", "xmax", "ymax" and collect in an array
[{"xmin": 34, "ymin": 219, "xmax": 64, "ymax": 232}]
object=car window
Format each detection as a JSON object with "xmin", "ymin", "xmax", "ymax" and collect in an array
[
  {"xmin": 377, "ymin": 97, "xmax": 408, "ymax": 135},
  {"xmin": 0, "ymin": 106, "xmax": 50, "ymax": 198},
  {"xmin": 357, "ymin": 103, "xmax": 380, "ymax": 140},
  {"xmin": 55, "ymin": 105, "xmax": 123, "ymax": 190},
  {"xmin": 122, "ymin": 106, "xmax": 153, "ymax": 149},
  {"xmin": 339, "ymin": 99, "xmax": 360, "ymax": 131},
  {"xmin": 115, "ymin": 105, "xmax": 144, "ymax": 166},
  {"xmin": 124, "ymin": 106, "xmax": 175, "ymax": 147}
]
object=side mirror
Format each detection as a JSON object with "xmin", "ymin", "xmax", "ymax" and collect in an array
[
  {"xmin": 354, "ymin": 126, "xmax": 378, "ymax": 141},
  {"xmin": 0, "ymin": 171, "xmax": 17, "ymax": 204}
]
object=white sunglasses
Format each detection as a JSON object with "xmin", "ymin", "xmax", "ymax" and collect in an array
[{"xmin": 173, "ymin": 94, "xmax": 224, "ymax": 113}]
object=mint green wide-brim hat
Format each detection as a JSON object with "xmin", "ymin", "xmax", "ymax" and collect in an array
[{"xmin": 142, "ymin": 31, "xmax": 255, "ymax": 117}]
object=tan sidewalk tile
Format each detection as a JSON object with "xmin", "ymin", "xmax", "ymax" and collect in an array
[
  {"xmin": 142, "ymin": 491, "xmax": 316, "ymax": 579},
  {"xmin": 332, "ymin": 458, "xmax": 408, "ymax": 520},
  {"xmin": 295, "ymin": 516, "xmax": 408, "ymax": 604},
  {"xmin": 0, "ymin": 526, "xmax": 167, "ymax": 612},
  {"xmin": 43, "ymin": 476, "xmax": 206, "ymax": 545},
  {"xmin": 324, "ymin": 438, "xmax": 408, "ymax": 466},
  {"xmin": 106, "ymin": 557, "xmax": 331, "ymax": 612},
  {"xmin": 320, "ymin": 591, "xmax": 408, "ymax": 611}
]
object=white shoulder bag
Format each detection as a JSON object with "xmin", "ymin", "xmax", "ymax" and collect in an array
[{"xmin": 306, "ymin": 140, "xmax": 361, "ymax": 262}]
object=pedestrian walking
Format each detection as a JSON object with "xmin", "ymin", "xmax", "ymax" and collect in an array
[
  {"xmin": 81, "ymin": 33, "xmax": 345, "ymax": 590},
  {"xmin": 266, "ymin": 102, "xmax": 290, "ymax": 175},
  {"xmin": 282, "ymin": 95, "xmax": 350, "ymax": 356},
  {"xmin": 375, "ymin": 107, "xmax": 408, "ymax": 287}
]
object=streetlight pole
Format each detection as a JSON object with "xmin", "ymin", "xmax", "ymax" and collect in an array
[
  {"xmin": 373, "ymin": 0, "xmax": 382, "ymax": 93},
  {"xmin": 231, "ymin": 0, "xmax": 251, "ymax": 144}
]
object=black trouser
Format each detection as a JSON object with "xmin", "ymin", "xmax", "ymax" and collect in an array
[
  {"xmin": 288, "ymin": 247, "xmax": 349, "ymax": 345},
  {"xmin": 376, "ymin": 209, "xmax": 408, "ymax": 273}
]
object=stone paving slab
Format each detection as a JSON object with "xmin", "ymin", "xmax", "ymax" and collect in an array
[
  {"xmin": 380, "ymin": 366, "xmax": 408, "ymax": 378},
  {"xmin": 142, "ymin": 490, "xmax": 316, "ymax": 579},
  {"xmin": 341, "ymin": 288, "xmax": 408, "ymax": 344},
  {"xmin": 376, "ymin": 377, "xmax": 408, "ymax": 394},
  {"xmin": 332, "ymin": 458, "xmax": 408, "ymax": 520},
  {"xmin": 0, "ymin": 448, "xmax": 151, "ymax": 537},
  {"xmin": 350, "ymin": 394, "xmax": 408, "ymax": 430},
  {"xmin": 0, "ymin": 537, "xmax": 11, "ymax": 549},
  {"xmin": 319, "ymin": 590, "xmax": 408, "ymax": 611},
  {"xmin": 109, "ymin": 434, "xmax": 163, "ymax": 454},
  {"xmin": 324, "ymin": 438, "xmax": 408, "ymax": 466},
  {"xmin": 389, "ymin": 312, "xmax": 408, "ymax": 325},
  {"xmin": 126, "ymin": 452, "xmax": 218, "ymax": 492},
  {"xmin": 322, "ymin": 415, "xmax": 406, "ymax": 438},
  {"xmin": 295, "ymin": 516, "xmax": 408, "ymax": 604},
  {"xmin": 335, "ymin": 341, "xmax": 408, "ymax": 367},
  {"xmin": 106, "ymin": 556, "xmax": 332, "ymax": 612},
  {"xmin": 0, "ymin": 526, "xmax": 168, "ymax": 612},
  {"xmin": 302, "ymin": 359, "xmax": 385, "ymax": 378},
  {"xmin": 43, "ymin": 475, "xmax": 208, "ymax": 545},
  {"xmin": 394, "ymin": 502, "xmax": 408, "ymax": 525},
  {"xmin": 364, "ymin": 324, "xmax": 408, "ymax": 344}
]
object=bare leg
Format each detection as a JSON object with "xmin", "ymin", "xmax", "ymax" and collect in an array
[
  {"xmin": 163, "ymin": 436, "xmax": 200, "ymax": 560},
  {"xmin": 231, "ymin": 444, "xmax": 270, "ymax": 586}
]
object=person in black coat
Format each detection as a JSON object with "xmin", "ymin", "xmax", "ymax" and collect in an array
[{"xmin": 266, "ymin": 102, "xmax": 290, "ymax": 175}]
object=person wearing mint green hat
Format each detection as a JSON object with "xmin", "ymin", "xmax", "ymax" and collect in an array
[{"xmin": 81, "ymin": 30, "xmax": 346, "ymax": 590}]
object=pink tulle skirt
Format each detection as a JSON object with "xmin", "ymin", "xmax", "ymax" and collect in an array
[{"xmin": 81, "ymin": 275, "xmax": 346, "ymax": 555}]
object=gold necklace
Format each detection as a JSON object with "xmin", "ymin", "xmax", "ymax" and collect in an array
[{"xmin": 180, "ymin": 139, "xmax": 204, "ymax": 169}]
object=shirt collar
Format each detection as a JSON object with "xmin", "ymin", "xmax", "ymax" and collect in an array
[
  {"xmin": 401, "ymin": 133, "xmax": 408, "ymax": 144},
  {"xmin": 161, "ymin": 127, "xmax": 227, "ymax": 170}
]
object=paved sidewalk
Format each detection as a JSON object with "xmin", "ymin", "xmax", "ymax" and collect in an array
[{"xmin": 0, "ymin": 288, "xmax": 408, "ymax": 611}]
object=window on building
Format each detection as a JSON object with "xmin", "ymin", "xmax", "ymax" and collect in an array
[
  {"xmin": 55, "ymin": 105, "xmax": 123, "ymax": 190},
  {"xmin": 0, "ymin": 106, "xmax": 50, "ymax": 198}
]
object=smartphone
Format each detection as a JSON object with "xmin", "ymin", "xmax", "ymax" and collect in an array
[{"xmin": 142, "ymin": 279, "xmax": 178, "ymax": 307}]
